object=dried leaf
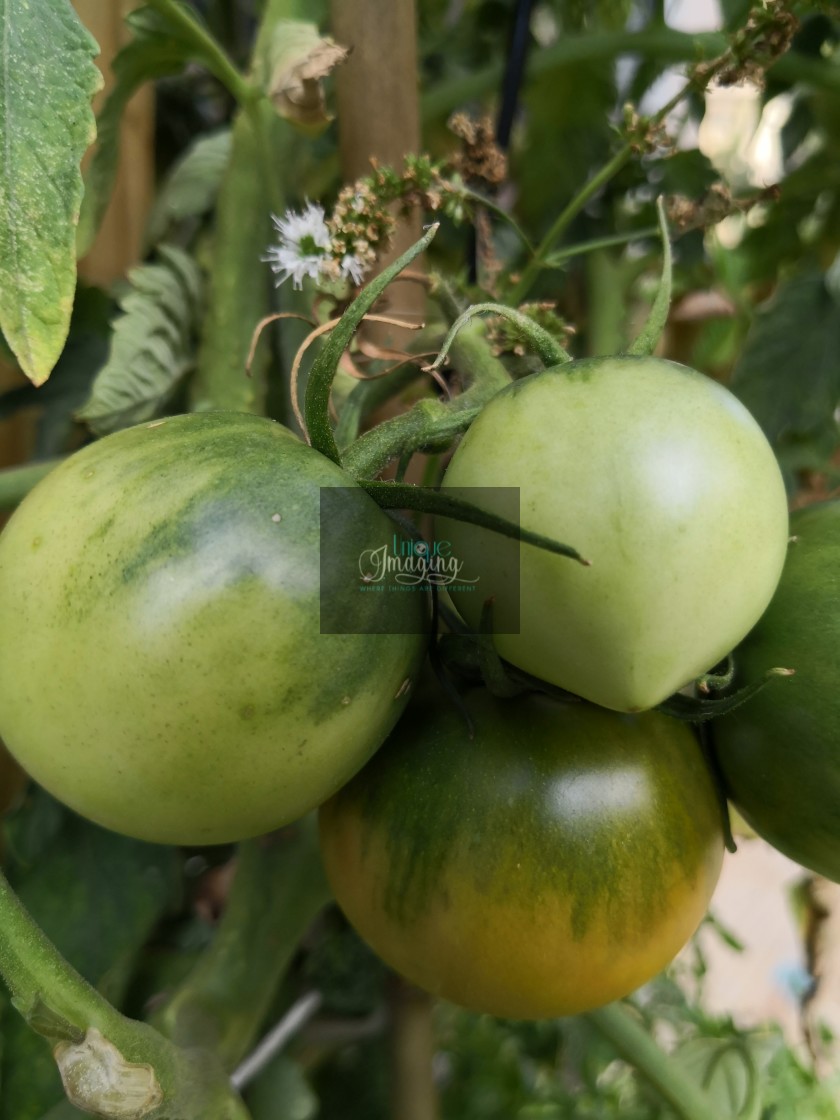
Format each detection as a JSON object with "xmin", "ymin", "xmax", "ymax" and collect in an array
[{"xmin": 262, "ymin": 20, "xmax": 348, "ymax": 130}]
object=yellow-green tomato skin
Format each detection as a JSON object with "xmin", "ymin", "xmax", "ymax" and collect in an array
[
  {"xmin": 441, "ymin": 356, "xmax": 789, "ymax": 712},
  {"xmin": 0, "ymin": 413, "xmax": 427, "ymax": 845},
  {"xmin": 319, "ymin": 688, "xmax": 725, "ymax": 1020}
]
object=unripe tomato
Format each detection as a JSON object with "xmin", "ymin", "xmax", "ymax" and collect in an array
[
  {"xmin": 0, "ymin": 413, "xmax": 427, "ymax": 845},
  {"xmin": 441, "ymin": 355, "xmax": 789, "ymax": 712},
  {"xmin": 713, "ymin": 501, "xmax": 840, "ymax": 881},
  {"xmin": 319, "ymin": 685, "xmax": 724, "ymax": 1019},
  {"xmin": 0, "ymin": 739, "xmax": 25, "ymax": 816}
]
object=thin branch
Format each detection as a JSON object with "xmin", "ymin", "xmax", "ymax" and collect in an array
[{"xmin": 230, "ymin": 991, "xmax": 323, "ymax": 1091}]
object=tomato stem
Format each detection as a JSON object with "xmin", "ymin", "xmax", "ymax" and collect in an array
[
  {"xmin": 145, "ymin": 0, "xmax": 256, "ymax": 107},
  {"xmin": 626, "ymin": 198, "xmax": 673, "ymax": 357},
  {"xmin": 0, "ymin": 867, "xmax": 250, "ymax": 1118},
  {"xmin": 587, "ymin": 1002, "xmax": 721, "ymax": 1120},
  {"xmin": 150, "ymin": 817, "xmax": 331, "ymax": 1070},
  {"xmin": 304, "ymin": 225, "xmax": 439, "ymax": 466},
  {"xmin": 429, "ymin": 303, "xmax": 571, "ymax": 371}
]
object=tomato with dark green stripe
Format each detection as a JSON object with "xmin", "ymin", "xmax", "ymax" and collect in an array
[
  {"xmin": 319, "ymin": 686, "xmax": 724, "ymax": 1019},
  {"xmin": 713, "ymin": 501, "xmax": 840, "ymax": 881},
  {"xmin": 0, "ymin": 413, "xmax": 427, "ymax": 845}
]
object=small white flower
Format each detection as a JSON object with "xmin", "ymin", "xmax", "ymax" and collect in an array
[
  {"xmin": 340, "ymin": 253, "xmax": 366, "ymax": 285},
  {"xmin": 263, "ymin": 202, "xmax": 331, "ymax": 289}
]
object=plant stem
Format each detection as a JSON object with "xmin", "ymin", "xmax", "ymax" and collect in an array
[
  {"xmin": 627, "ymin": 196, "xmax": 672, "ymax": 356},
  {"xmin": 190, "ymin": 104, "xmax": 284, "ymax": 415},
  {"xmin": 388, "ymin": 978, "xmax": 440, "ymax": 1120},
  {"xmin": 543, "ymin": 225, "xmax": 659, "ymax": 266},
  {"xmin": 151, "ymin": 818, "xmax": 330, "ymax": 1071},
  {"xmin": 145, "ymin": 0, "xmax": 255, "ymax": 105},
  {"xmin": 0, "ymin": 867, "xmax": 250, "ymax": 1119},
  {"xmin": 509, "ymin": 144, "xmax": 635, "ymax": 303},
  {"xmin": 0, "ymin": 459, "xmax": 61, "ymax": 512},
  {"xmin": 342, "ymin": 318, "xmax": 511, "ymax": 480},
  {"xmin": 305, "ymin": 225, "xmax": 439, "ymax": 465},
  {"xmin": 587, "ymin": 1003, "xmax": 719, "ymax": 1120}
]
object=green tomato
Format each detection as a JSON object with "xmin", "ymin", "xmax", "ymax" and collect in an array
[
  {"xmin": 0, "ymin": 413, "xmax": 427, "ymax": 845},
  {"xmin": 319, "ymin": 684, "xmax": 724, "ymax": 1019},
  {"xmin": 713, "ymin": 501, "xmax": 840, "ymax": 881},
  {"xmin": 441, "ymin": 355, "xmax": 789, "ymax": 712}
]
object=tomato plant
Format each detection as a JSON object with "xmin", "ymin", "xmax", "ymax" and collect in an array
[
  {"xmin": 713, "ymin": 500, "xmax": 840, "ymax": 882},
  {"xmin": 441, "ymin": 355, "xmax": 790, "ymax": 713},
  {"xmin": 319, "ymin": 683, "xmax": 725, "ymax": 1020},
  {"xmin": 0, "ymin": 412, "xmax": 428, "ymax": 846}
]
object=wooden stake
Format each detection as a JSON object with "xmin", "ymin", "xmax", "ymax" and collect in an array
[{"xmin": 330, "ymin": 0, "xmax": 425, "ymax": 337}]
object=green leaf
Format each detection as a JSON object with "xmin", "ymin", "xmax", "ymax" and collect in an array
[
  {"xmin": 245, "ymin": 1055, "xmax": 318, "ymax": 1120},
  {"xmin": 671, "ymin": 1036, "xmax": 779, "ymax": 1120},
  {"xmin": 145, "ymin": 127, "xmax": 233, "ymax": 245},
  {"xmin": 0, "ymin": 285, "xmax": 114, "ymax": 457},
  {"xmin": 0, "ymin": 0, "xmax": 101, "ymax": 385},
  {"xmin": 76, "ymin": 246, "xmax": 203, "ymax": 436},
  {"xmin": 729, "ymin": 265, "xmax": 840, "ymax": 474},
  {"xmin": 77, "ymin": 5, "xmax": 212, "ymax": 256}
]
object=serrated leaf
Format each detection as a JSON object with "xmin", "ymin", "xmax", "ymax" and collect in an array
[
  {"xmin": 76, "ymin": 246, "xmax": 202, "ymax": 436},
  {"xmin": 729, "ymin": 266, "xmax": 840, "ymax": 473},
  {"xmin": 145, "ymin": 128, "xmax": 232, "ymax": 245},
  {"xmin": 77, "ymin": 4, "xmax": 222, "ymax": 255},
  {"xmin": 0, "ymin": 0, "xmax": 102, "ymax": 385}
]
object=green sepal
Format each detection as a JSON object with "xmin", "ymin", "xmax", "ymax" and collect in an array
[
  {"xmin": 304, "ymin": 224, "xmax": 439, "ymax": 465},
  {"xmin": 626, "ymin": 196, "xmax": 672, "ymax": 357},
  {"xmin": 477, "ymin": 599, "xmax": 528, "ymax": 698},
  {"xmin": 429, "ymin": 302, "xmax": 571, "ymax": 372},
  {"xmin": 360, "ymin": 481, "xmax": 589, "ymax": 565},
  {"xmin": 657, "ymin": 668, "xmax": 794, "ymax": 723}
]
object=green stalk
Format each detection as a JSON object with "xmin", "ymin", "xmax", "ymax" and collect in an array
[
  {"xmin": 304, "ymin": 225, "xmax": 439, "ymax": 465},
  {"xmin": 0, "ymin": 460, "xmax": 61, "ymax": 512},
  {"xmin": 543, "ymin": 225, "xmax": 659, "ymax": 267},
  {"xmin": 342, "ymin": 318, "xmax": 511, "ymax": 480},
  {"xmin": 0, "ymin": 868, "xmax": 249, "ymax": 1119},
  {"xmin": 151, "ymin": 819, "xmax": 330, "ymax": 1071},
  {"xmin": 506, "ymin": 29, "xmax": 750, "ymax": 304},
  {"xmin": 627, "ymin": 197, "xmax": 673, "ymax": 356},
  {"xmin": 145, "ymin": 0, "xmax": 255, "ymax": 105},
  {"xmin": 430, "ymin": 303, "xmax": 570, "ymax": 371},
  {"xmin": 587, "ymin": 1003, "xmax": 719, "ymax": 1120},
  {"xmin": 585, "ymin": 248, "xmax": 628, "ymax": 357},
  {"xmin": 509, "ymin": 145, "xmax": 635, "ymax": 303},
  {"xmin": 190, "ymin": 106, "xmax": 278, "ymax": 415}
]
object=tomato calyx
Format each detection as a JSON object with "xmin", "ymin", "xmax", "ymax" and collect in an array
[{"xmin": 657, "ymin": 666, "xmax": 795, "ymax": 723}]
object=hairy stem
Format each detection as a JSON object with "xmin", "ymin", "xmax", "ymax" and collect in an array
[
  {"xmin": 342, "ymin": 318, "xmax": 511, "ymax": 480},
  {"xmin": 0, "ymin": 868, "xmax": 249, "ymax": 1119},
  {"xmin": 587, "ymin": 1003, "xmax": 719, "ymax": 1120},
  {"xmin": 151, "ymin": 818, "xmax": 330, "ymax": 1071}
]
